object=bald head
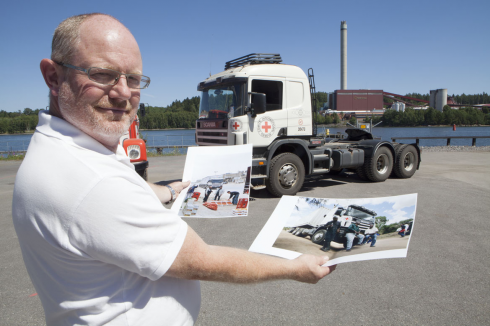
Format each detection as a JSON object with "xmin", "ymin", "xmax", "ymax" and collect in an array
[{"xmin": 51, "ymin": 13, "xmax": 140, "ymax": 66}]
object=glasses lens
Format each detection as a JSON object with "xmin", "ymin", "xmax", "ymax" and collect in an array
[
  {"xmin": 127, "ymin": 75, "xmax": 150, "ymax": 89},
  {"xmin": 88, "ymin": 68, "xmax": 120, "ymax": 85}
]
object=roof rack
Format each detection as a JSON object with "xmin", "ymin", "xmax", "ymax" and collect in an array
[{"xmin": 225, "ymin": 53, "xmax": 282, "ymax": 70}]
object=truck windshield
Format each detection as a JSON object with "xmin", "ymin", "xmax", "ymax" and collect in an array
[
  {"xmin": 199, "ymin": 83, "xmax": 245, "ymax": 119},
  {"xmin": 344, "ymin": 207, "xmax": 375, "ymax": 220}
]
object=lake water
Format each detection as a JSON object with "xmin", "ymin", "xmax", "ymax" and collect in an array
[{"xmin": 2, "ymin": 126, "xmax": 490, "ymax": 153}]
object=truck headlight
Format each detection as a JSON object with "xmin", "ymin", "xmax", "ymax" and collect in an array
[{"xmin": 128, "ymin": 145, "xmax": 141, "ymax": 159}]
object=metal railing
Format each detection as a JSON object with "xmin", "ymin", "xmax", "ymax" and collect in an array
[{"xmin": 391, "ymin": 136, "xmax": 490, "ymax": 146}]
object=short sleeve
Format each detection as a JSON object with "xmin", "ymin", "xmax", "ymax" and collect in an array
[{"xmin": 68, "ymin": 176, "xmax": 187, "ymax": 281}]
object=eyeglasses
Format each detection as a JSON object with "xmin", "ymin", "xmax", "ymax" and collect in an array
[{"xmin": 55, "ymin": 61, "xmax": 150, "ymax": 89}]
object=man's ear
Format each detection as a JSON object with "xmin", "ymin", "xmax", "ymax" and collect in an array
[{"xmin": 40, "ymin": 59, "xmax": 63, "ymax": 97}]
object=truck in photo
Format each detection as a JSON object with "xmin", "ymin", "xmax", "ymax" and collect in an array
[
  {"xmin": 289, "ymin": 204, "xmax": 377, "ymax": 248},
  {"xmin": 195, "ymin": 54, "xmax": 421, "ymax": 196}
]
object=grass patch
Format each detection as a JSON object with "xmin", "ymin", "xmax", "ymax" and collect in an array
[
  {"xmin": 0, "ymin": 153, "xmax": 25, "ymax": 161},
  {"xmin": 147, "ymin": 147, "xmax": 186, "ymax": 157}
]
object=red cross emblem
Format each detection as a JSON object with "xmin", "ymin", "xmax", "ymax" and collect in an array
[
  {"xmin": 261, "ymin": 121, "xmax": 272, "ymax": 133},
  {"xmin": 232, "ymin": 121, "xmax": 240, "ymax": 130}
]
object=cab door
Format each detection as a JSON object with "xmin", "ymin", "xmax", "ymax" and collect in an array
[{"xmin": 247, "ymin": 77, "xmax": 287, "ymax": 148}]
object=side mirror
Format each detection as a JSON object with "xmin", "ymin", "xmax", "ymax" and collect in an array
[{"xmin": 249, "ymin": 92, "xmax": 266, "ymax": 117}]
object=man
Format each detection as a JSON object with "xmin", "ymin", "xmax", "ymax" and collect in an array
[
  {"xmin": 12, "ymin": 13, "xmax": 335, "ymax": 326},
  {"xmin": 203, "ymin": 186, "xmax": 212, "ymax": 203},
  {"xmin": 186, "ymin": 184, "xmax": 199, "ymax": 200},
  {"xmin": 228, "ymin": 190, "xmax": 240, "ymax": 205},
  {"xmin": 320, "ymin": 216, "xmax": 341, "ymax": 252},
  {"xmin": 398, "ymin": 224, "xmax": 406, "ymax": 237},
  {"xmin": 345, "ymin": 221, "xmax": 365, "ymax": 252},
  {"xmin": 362, "ymin": 223, "xmax": 379, "ymax": 247},
  {"xmin": 214, "ymin": 186, "xmax": 223, "ymax": 201}
]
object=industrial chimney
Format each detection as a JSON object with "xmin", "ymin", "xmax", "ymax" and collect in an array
[{"xmin": 340, "ymin": 21, "xmax": 347, "ymax": 90}]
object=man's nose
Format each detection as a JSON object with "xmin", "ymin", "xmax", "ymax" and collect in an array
[{"xmin": 110, "ymin": 75, "xmax": 133, "ymax": 100}]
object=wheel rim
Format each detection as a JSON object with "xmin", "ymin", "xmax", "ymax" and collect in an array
[
  {"xmin": 278, "ymin": 163, "xmax": 298, "ymax": 188},
  {"xmin": 403, "ymin": 152, "xmax": 415, "ymax": 171},
  {"xmin": 313, "ymin": 232, "xmax": 324, "ymax": 242},
  {"xmin": 376, "ymin": 154, "xmax": 389, "ymax": 174}
]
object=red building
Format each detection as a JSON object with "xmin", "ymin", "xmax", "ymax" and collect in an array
[{"xmin": 332, "ymin": 90, "xmax": 384, "ymax": 111}]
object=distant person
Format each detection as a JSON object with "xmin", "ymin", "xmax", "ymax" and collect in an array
[
  {"xmin": 398, "ymin": 224, "xmax": 406, "ymax": 237},
  {"xmin": 214, "ymin": 186, "xmax": 223, "ymax": 201},
  {"xmin": 345, "ymin": 221, "xmax": 365, "ymax": 252},
  {"xmin": 362, "ymin": 223, "xmax": 379, "ymax": 247},
  {"xmin": 227, "ymin": 191, "xmax": 240, "ymax": 205},
  {"xmin": 203, "ymin": 186, "xmax": 212, "ymax": 203},
  {"xmin": 320, "ymin": 216, "xmax": 341, "ymax": 252},
  {"xmin": 186, "ymin": 184, "xmax": 199, "ymax": 200}
]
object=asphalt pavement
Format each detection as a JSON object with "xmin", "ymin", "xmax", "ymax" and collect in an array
[{"xmin": 1, "ymin": 151, "xmax": 489, "ymax": 325}]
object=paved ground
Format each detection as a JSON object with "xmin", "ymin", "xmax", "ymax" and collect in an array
[{"xmin": 1, "ymin": 152, "xmax": 490, "ymax": 325}]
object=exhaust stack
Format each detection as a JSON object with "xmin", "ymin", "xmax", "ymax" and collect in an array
[{"xmin": 341, "ymin": 21, "xmax": 347, "ymax": 90}]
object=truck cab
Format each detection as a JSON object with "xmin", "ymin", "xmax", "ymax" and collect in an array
[
  {"xmin": 120, "ymin": 103, "xmax": 148, "ymax": 180},
  {"xmin": 310, "ymin": 205, "xmax": 377, "ymax": 247}
]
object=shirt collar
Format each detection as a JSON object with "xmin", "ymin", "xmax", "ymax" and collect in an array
[{"xmin": 35, "ymin": 110, "xmax": 132, "ymax": 166}]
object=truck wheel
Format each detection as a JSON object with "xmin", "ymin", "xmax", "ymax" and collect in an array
[
  {"xmin": 356, "ymin": 165, "xmax": 368, "ymax": 181},
  {"xmin": 394, "ymin": 145, "xmax": 418, "ymax": 178},
  {"xmin": 311, "ymin": 230, "xmax": 326, "ymax": 244},
  {"xmin": 365, "ymin": 146, "xmax": 393, "ymax": 182},
  {"xmin": 266, "ymin": 153, "xmax": 305, "ymax": 196}
]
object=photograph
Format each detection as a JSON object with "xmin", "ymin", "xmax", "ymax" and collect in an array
[
  {"xmin": 172, "ymin": 144, "xmax": 252, "ymax": 218},
  {"xmin": 249, "ymin": 194, "xmax": 417, "ymax": 266}
]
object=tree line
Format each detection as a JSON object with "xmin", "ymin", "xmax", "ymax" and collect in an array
[
  {"xmin": 1, "ymin": 92, "xmax": 489, "ymax": 133},
  {"xmin": 375, "ymin": 216, "xmax": 413, "ymax": 235},
  {"xmin": 366, "ymin": 106, "xmax": 490, "ymax": 127}
]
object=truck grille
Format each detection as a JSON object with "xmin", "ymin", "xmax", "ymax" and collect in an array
[{"xmin": 196, "ymin": 120, "xmax": 228, "ymax": 146}]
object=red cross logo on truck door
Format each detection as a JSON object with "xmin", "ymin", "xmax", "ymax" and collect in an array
[
  {"xmin": 257, "ymin": 116, "xmax": 276, "ymax": 138},
  {"xmin": 261, "ymin": 121, "xmax": 271, "ymax": 133},
  {"xmin": 233, "ymin": 121, "xmax": 240, "ymax": 130}
]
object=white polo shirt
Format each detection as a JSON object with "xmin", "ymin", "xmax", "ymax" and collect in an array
[{"xmin": 12, "ymin": 111, "xmax": 200, "ymax": 326}]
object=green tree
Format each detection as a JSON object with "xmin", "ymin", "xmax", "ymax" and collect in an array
[{"xmin": 375, "ymin": 216, "xmax": 387, "ymax": 230}]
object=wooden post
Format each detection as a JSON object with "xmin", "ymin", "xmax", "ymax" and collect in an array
[
  {"xmin": 447, "ymin": 138, "xmax": 451, "ymax": 146},
  {"xmin": 472, "ymin": 138, "xmax": 476, "ymax": 146},
  {"xmin": 416, "ymin": 139, "xmax": 420, "ymax": 146}
]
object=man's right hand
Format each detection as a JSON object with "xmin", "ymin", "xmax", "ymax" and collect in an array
[{"xmin": 289, "ymin": 255, "xmax": 336, "ymax": 284}]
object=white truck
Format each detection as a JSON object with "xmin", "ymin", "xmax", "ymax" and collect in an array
[{"xmin": 195, "ymin": 54, "xmax": 420, "ymax": 196}]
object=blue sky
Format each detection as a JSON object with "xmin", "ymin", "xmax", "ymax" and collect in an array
[{"xmin": 1, "ymin": 0, "xmax": 488, "ymax": 112}]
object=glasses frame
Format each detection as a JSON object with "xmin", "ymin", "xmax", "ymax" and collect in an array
[{"xmin": 54, "ymin": 61, "xmax": 150, "ymax": 89}]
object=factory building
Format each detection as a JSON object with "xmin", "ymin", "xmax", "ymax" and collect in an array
[{"xmin": 328, "ymin": 90, "xmax": 384, "ymax": 112}]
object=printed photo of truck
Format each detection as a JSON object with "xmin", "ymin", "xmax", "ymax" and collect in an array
[{"xmin": 271, "ymin": 195, "xmax": 416, "ymax": 260}]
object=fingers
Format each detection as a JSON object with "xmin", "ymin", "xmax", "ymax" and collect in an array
[
  {"xmin": 293, "ymin": 254, "xmax": 337, "ymax": 284},
  {"xmin": 169, "ymin": 181, "xmax": 191, "ymax": 197}
]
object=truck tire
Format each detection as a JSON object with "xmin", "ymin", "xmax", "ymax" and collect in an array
[
  {"xmin": 356, "ymin": 165, "xmax": 368, "ymax": 181},
  {"xmin": 394, "ymin": 145, "xmax": 418, "ymax": 178},
  {"xmin": 365, "ymin": 146, "xmax": 393, "ymax": 182},
  {"xmin": 311, "ymin": 229, "xmax": 326, "ymax": 244},
  {"xmin": 265, "ymin": 153, "xmax": 305, "ymax": 196}
]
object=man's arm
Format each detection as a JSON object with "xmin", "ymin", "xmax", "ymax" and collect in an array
[
  {"xmin": 148, "ymin": 181, "xmax": 190, "ymax": 203},
  {"xmin": 166, "ymin": 226, "xmax": 336, "ymax": 284}
]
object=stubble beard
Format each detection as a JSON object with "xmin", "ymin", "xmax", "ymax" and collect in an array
[{"xmin": 58, "ymin": 82, "xmax": 135, "ymax": 146}]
